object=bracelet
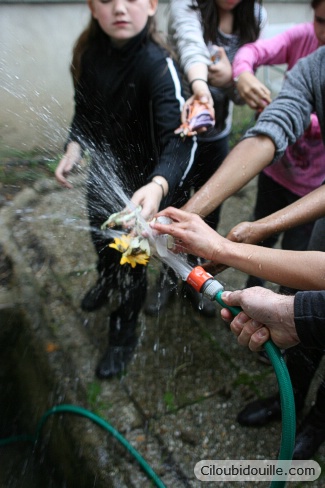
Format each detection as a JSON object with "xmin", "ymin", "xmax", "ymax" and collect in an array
[
  {"xmin": 151, "ymin": 179, "xmax": 166, "ymax": 198},
  {"xmin": 189, "ymin": 78, "xmax": 209, "ymax": 92}
]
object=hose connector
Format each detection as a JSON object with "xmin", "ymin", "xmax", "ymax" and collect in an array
[{"xmin": 187, "ymin": 266, "xmax": 224, "ymax": 301}]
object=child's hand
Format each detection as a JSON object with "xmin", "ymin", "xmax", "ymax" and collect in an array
[
  {"xmin": 181, "ymin": 92, "xmax": 215, "ymax": 129},
  {"xmin": 226, "ymin": 220, "xmax": 270, "ymax": 245},
  {"xmin": 55, "ymin": 142, "xmax": 82, "ymax": 189},
  {"xmin": 207, "ymin": 47, "xmax": 232, "ymax": 87},
  {"xmin": 235, "ymin": 72, "xmax": 271, "ymax": 110},
  {"xmin": 131, "ymin": 178, "xmax": 168, "ymax": 222}
]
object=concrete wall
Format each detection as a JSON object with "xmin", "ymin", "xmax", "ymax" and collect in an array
[{"xmin": 0, "ymin": 1, "xmax": 313, "ymax": 153}]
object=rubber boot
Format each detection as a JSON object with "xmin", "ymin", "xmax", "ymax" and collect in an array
[
  {"xmin": 237, "ymin": 391, "xmax": 304, "ymax": 427},
  {"xmin": 95, "ymin": 310, "xmax": 138, "ymax": 379}
]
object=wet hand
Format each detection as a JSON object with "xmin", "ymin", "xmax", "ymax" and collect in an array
[
  {"xmin": 226, "ymin": 221, "xmax": 269, "ymax": 245},
  {"xmin": 221, "ymin": 288, "xmax": 299, "ymax": 350},
  {"xmin": 131, "ymin": 182, "xmax": 164, "ymax": 223},
  {"xmin": 150, "ymin": 206, "xmax": 223, "ymax": 261}
]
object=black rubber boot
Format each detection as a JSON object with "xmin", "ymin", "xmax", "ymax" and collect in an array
[
  {"xmin": 144, "ymin": 267, "xmax": 178, "ymax": 316},
  {"xmin": 81, "ymin": 276, "xmax": 112, "ymax": 312},
  {"xmin": 95, "ymin": 311, "xmax": 138, "ymax": 379},
  {"xmin": 237, "ymin": 392, "xmax": 304, "ymax": 427}
]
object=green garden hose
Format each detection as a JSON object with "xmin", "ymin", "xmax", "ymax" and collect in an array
[
  {"xmin": 215, "ymin": 290, "xmax": 296, "ymax": 488},
  {"xmin": 0, "ymin": 404, "xmax": 166, "ymax": 488}
]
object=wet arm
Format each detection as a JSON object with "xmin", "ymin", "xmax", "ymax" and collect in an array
[
  {"xmin": 227, "ymin": 185, "xmax": 325, "ymax": 244},
  {"xmin": 214, "ymin": 240, "xmax": 325, "ymax": 291},
  {"xmin": 151, "ymin": 207, "xmax": 325, "ymax": 291},
  {"xmin": 181, "ymin": 135, "xmax": 275, "ymax": 218}
]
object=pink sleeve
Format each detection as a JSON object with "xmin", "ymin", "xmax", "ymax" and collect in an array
[
  {"xmin": 305, "ymin": 113, "xmax": 322, "ymax": 140},
  {"xmin": 232, "ymin": 23, "xmax": 314, "ymax": 80}
]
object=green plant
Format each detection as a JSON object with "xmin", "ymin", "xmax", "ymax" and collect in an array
[
  {"xmin": 230, "ymin": 104, "xmax": 256, "ymax": 148},
  {"xmin": 163, "ymin": 391, "xmax": 175, "ymax": 411}
]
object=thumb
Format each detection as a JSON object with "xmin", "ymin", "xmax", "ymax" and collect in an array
[
  {"xmin": 221, "ymin": 291, "xmax": 232, "ymax": 304},
  {"xmin": 200, "ymin": 94, "xmax": 209, "ymax": 104},
  {"xmin": 217, "ymin": 47, "xmax": 227, "ymax": 58}
]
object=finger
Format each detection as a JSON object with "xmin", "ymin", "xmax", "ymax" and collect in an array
[
  {"xmin": 221, "ymin": 290, "xmax": 242, "ymax": 307},
  {"xmin": 155, "ymin": 206, "xmax": 186, "ymax": 222},
  {"xmin": 249, "ymin": 328, "xmax": 270, "ymax": 352},
  {"xmin": 220, "ymin": 308, "xmax": 234, "ymax": 323},
  {"xmin": 237, "ymin": 319, "xmax": 264, "ymax": 347},
  {"xmin": 216, "ymin": 46, "xmax": 226, "ymax": 59},
  {"xmin": 229, "ymin": 312, "xmax": 251, "ymax": 336}
]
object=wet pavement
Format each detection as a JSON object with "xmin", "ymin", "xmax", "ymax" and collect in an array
[{"xmin": 0, "ymin": 173, "xmax": 324, "ymax": 487}]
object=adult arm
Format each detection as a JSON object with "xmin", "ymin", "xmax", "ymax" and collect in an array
[{"xmin": 150, "ymin": 206, "xmax": 325, "ymax": 291}]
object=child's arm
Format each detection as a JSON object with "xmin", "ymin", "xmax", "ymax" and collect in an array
[
  {"xmin": 227, "ymin": 185, "xmax": 325, "ymax": 245},
  {"xmin": 232, "ymin": 23, "xmax": 314, "ymax": 109},
  {"xmin": 150, "ymin": 206, "xmax": 325, "ymax": 291},
  {"xmin": 168, "ymin": 0, "xmax": 214, "ymax": 120}
]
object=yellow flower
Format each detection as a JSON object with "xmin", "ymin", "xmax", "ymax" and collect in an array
[
  {"xmin": 108, "ymin": 235, "xmax": 132, "ymax": 253},
  {"xmin": 109, "ymin": 235, "xmax": 150, "ymax": 267},
  {"xmin": 120, "ymin": 253, "xmax": 150, "ymax": 268}
]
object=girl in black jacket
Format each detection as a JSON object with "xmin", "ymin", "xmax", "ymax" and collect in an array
[{"xmin": 55, "ymin": 0, "xmax": 196, "ymax": 379}]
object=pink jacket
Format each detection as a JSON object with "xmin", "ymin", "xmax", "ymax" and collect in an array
[{"xmin": 233, "ymin": 23, "xmax": 325, "ymax": 196}]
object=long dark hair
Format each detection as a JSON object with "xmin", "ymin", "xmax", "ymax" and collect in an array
[
  {"xmin": 71, "ymin": 16, "xmax": 168, "ymax": 85},
  {"xmin": 311, "ymin": 0, "xmax": 324, "ymax": 7},
  {"xmin": 193, "ymin": 0, "xmax": 262, "ymax": 46}
]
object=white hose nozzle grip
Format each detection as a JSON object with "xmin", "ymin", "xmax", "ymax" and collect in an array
[{"xmin": 201, "ymin": 279, "xmax": 224, "ymax": 301}]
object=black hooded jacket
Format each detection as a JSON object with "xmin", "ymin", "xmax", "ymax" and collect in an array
[{"xmin": 68, "ymin": 25, "xmax": 197, "ymax": 196}]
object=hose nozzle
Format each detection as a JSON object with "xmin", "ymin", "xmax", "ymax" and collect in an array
[{"xmin": 187, "ymin": 266, "xmax": 224, "ymax": 301}]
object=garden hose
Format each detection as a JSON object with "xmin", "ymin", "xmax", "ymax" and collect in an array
[{"xmin": 0, "ymin": 404, "xmax": 166, "ymax": 488}]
